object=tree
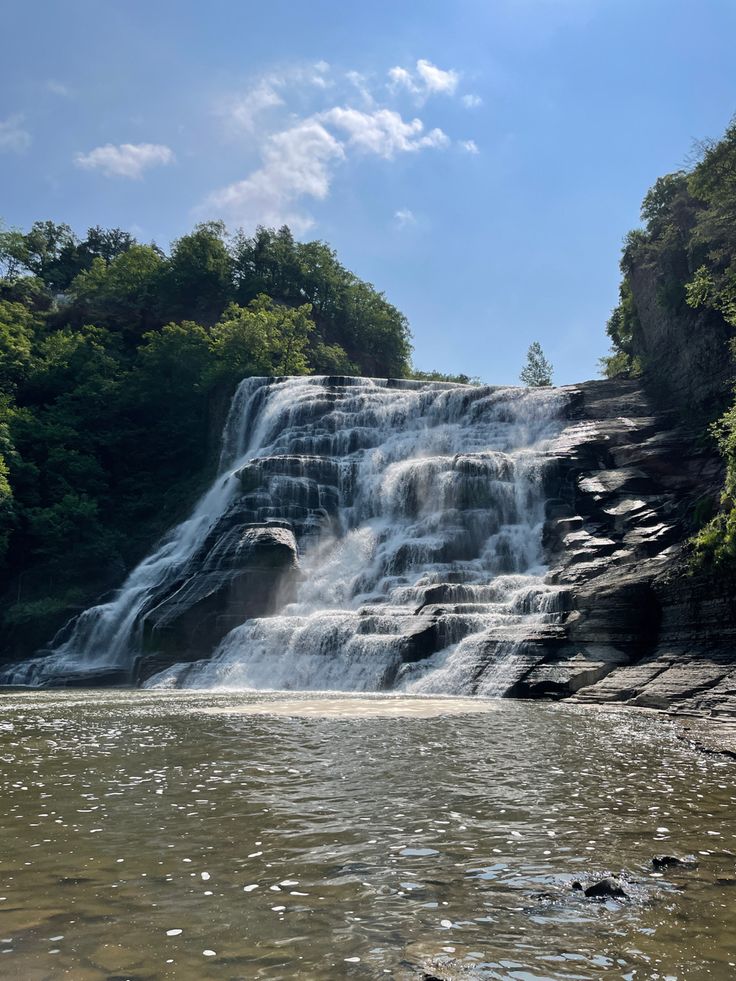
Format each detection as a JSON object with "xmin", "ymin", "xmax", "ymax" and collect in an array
[
  {"xmin": 520, "ymin": 342, "xmax": 553, "ymax": 387},
  {"xmin": 208, "ymin": 295, "xmax": 315, "ymax": 385},
  {"xmin": 163, "ymin": 222, "xmax": 233, "ymax": 324},
  {"xmin": 68, "ymin": 245, "xmax": 165, "ymax": 336}
]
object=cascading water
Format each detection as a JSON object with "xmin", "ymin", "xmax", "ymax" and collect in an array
[{"xmin": 4, "ymin": 376, "xmax": 568, "ymax": 693}]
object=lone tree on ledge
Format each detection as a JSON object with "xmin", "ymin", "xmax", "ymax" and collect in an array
[{"xmin": 520, "ymin": 341, "xmax": 553, "ymax": 387}]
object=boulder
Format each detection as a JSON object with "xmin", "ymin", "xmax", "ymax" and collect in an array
[
  {"xmin": 583, "ymin": 877, "xmax": 628, "ymax": 900},
  {"xmin": 652, "ymin": 854, "xmax": 698, "ymax": 871},
  {"xmin": 135, "ymin": 525, "xmax": 299, "ymax": 683}
]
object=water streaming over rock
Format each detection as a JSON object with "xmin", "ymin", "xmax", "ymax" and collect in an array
[{"xmin": 4, "ymin": 376, "xmax": 569, "ymax": 692}]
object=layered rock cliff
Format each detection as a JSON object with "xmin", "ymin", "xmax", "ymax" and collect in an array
[{"xmin": 514, "ymin": 378, "xmax": 736, "ymax": 716}]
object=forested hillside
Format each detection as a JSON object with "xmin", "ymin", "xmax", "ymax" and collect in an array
[
  {"xmin": 0, "ymin": 221, "xmax": 424, "ymax": 651},
  {"xmin": 602, "ymin": 115, "xmax": 736, "ymax": 566}
]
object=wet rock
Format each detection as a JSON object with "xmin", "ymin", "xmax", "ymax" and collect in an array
[
  {"xmin": 583, "ymin": 876, "xmax": 628, "ymax": 899},
  {"xmin": 652, "ymin": 854, "xmax": 698, "ymax": 871},
  {"xmin": 43, "ymin": 667, "xmax": 132, "ymax": 688},
  {"xmin": 135, "ymin": 524, "xmax": 300, "ymax": 683}
]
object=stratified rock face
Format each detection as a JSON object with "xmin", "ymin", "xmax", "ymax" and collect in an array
[{"xmin": 508, "ymin": 378, "xmax": 736, "ymax": 716}]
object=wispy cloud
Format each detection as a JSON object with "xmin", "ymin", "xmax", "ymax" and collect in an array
[
  {"xmin": 388, "ymin": 59, "xmax": 459, "ymax": 100},
  {"xmin": 346, "ymin": 70, "xmax": 375, "ymax": 108},
  {"xmin": 462, "ymin": 93, "xmax": 483, "ymax": 109},
  {"xmin": 75, "ymin": 142, "xmax": 174, "ymax": 178},
  {"xmin": 220, "ymin": 61, "xmax": 332, "ymax": 135},
  {"xmin": 202, "ymin": 57, "xmax": 474, "ymax": 232},
  {"xmin": 46, "ymin": 80, "xmax": 72, "ymax": 98},
  {"xmin": 224, "ymin": 81, "xmax": 284, "ymax": 132},
  {"xmin": 202, "ymin": 105, "xmax": 449, "ymax": 232},
  {"xmin": 0, "ymin": 114, "xmax": 31, "ymax": 153},
  {"xmin": 460, "ymin": 139, "xmax": 480, "ymax": 154},
  {"xmin": 394, "ymin": 207, "xmax": 417, "ymax": 228},
  {"xmin": 201, "ymin": 119, "xmax": 343, "ymax": 234}
]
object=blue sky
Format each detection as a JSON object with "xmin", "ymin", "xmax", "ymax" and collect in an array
[{"xmin": 2, "ymin": 0, "xmax": 736, "ymax": 384}]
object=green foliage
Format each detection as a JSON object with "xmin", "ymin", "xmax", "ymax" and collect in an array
[
  {"xmin": 520, "ymin": 341, "xmax": 553, "ymax": 387},
  {"xmin": 3, "ymin": 592, "xmax": 87, "ymax": 628},
  {"xmin": 692, "ymin": 396, "xmax": 736, "ymax": 567},
  {"xmin": 231, "ymin": 226, "xmax": 412, "ymax": 377},
  {"xmin": 69, "ymin": 245, "xmax": 165, "ymax": 336},
  {"xmin": 0, "ymin": 300, "xmax": 37, "ymax": 390},
  {"xmin": 600, "ymin": 281, "xmax": 643, "ymax": 378},
  {"xmin": 410, "ymin": 369, "xmax": 481, "ymax": 384},
  {"xmin": 0, "ymin": 220, "xmax": 135, "ymax": 293},
  {"xmin": 309, "ymin": 340, "xmax": 359, "ymax": 376},
  {"xmin": 163, "ymin": 222, "xmax": 233, "ymax": 324},
  {"xmin": 0, "ymin": 218, "xmax": 422, "ymax": 651},
  {"xmin": 209, "ymin": 297, "xmax": 314, "ymax": 383}
]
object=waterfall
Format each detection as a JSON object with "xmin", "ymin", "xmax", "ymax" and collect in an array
[{"xmin": 4, "ymin": 376, "xmax": 567, "ymax": 693}]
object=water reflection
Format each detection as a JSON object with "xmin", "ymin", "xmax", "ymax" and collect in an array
[{"xmin": 0, "ymin": 690, "xmax": 733, "ymax": 979}]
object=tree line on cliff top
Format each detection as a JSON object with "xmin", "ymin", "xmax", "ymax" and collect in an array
[{"xmin": 602, "ymin": 115, "xmax": 736, "ymax": 566}]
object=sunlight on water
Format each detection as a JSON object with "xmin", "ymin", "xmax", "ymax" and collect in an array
[
  {"xmin": 0, "ymin": 690, "xmax": 734, "ymax": 979},
  {"xmin": 201, "ymin": 693, "xmax": 500, "ymax": 718}
]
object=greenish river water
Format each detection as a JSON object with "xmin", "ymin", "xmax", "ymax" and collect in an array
[{"xmin": 0, "ymin": 690, "xmax": 734, "ymax": 980}]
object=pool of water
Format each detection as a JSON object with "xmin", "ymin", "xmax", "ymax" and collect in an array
[{"xmin": 0, "ymin": 690, "xmax": 733, "ymax": 979}]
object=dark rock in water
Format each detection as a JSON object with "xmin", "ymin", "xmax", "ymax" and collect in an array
[
  {"xmin": 571, "ymin": 880, "xmax": 583, "ymax": 892},
  {"xmin": 44, "ymin": 668, "xmax": 132, "ymax": 688},
  {"xmin": 583, "ymin": 877, "xmax": 628, "ymax": 900},
  {"xmin": 652, "ymin": 854, "xmax": 698, "ymax": 871}
]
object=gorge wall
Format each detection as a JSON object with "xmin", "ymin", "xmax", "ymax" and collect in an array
[{"xmin": 511, "ymin": 378, "xmax": 736, "ymax": 715}]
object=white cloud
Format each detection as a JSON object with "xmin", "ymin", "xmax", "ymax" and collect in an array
[
  {"xmin": 388, "ymin": 59, "xmax": 459, "ymax": 100},
  {"xmin": 201, "ymin": 118, "xmax": 344, "ymax": 234},
  {"xmin": 75, "ymin": 142, "xmax": 174, "ymax": 179},
  {"xmin": 221, "ymin": 61, "xmax": 332, "ymax": 135},
  {"xmin": 322, "ymin": 107, "xmax": 448, "ymax": 158},
  {"xmin": 460, "ymin": 139, "xmax": 479, "ymax": 154},
  {"xmin": 201, "ymin": 57, "xmax": 476, "ymax": 233},
  {"xmin": 394, "ymin": 207, "xmax": 416, "ymax": 228},
  {"xmin": 462, "ymin": 93, "xmax": 483, "ymax": 109},
  {"xmin": 225, "ymin": 81, "xmax": 284, "ymax": 132},
  {"xmin": 0, "ymin": 114, "xmax": 31, "ymax": 153},
  {"xmin": 202, "ymin": 104, "xmax": 448, "ymax": 232},
  {"xmin": 416, "ymin": 59, "xmax": 459, "ymax": 95}
]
